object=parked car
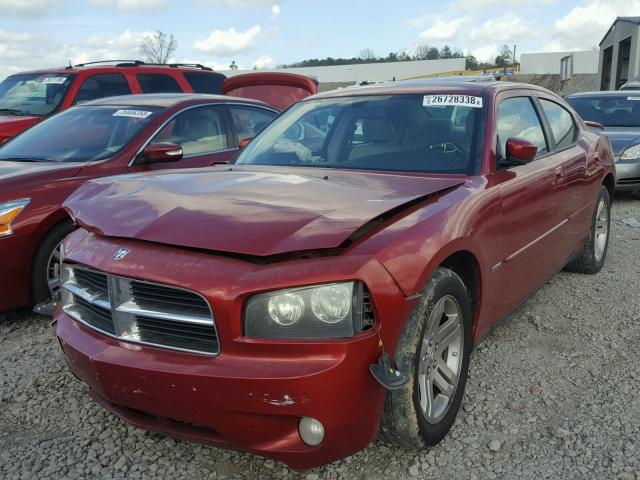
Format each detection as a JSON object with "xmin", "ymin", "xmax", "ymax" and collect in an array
[
  {"xmin": 0, "ymin": 93, "xmax": 285, "ymax": 313},
  {"xmin": 222, "ymin": 72, "xmax": 318, "ymax": 110},
  {"xmin": 566, "ymin": 91, "xmax": 640, "ymax": 191},
  {"xmin": 55, "ymin": 80, "xmax": 615, "ymax": 470},
  {"xmin": 620, "ymin": 81, "xmax": 640, "ymax": 91},
  {"xmin": 0, "ymin": 61, "xmax": 227, "ymax": 143}
]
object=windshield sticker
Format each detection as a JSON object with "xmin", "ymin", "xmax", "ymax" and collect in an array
[
  {"xmin": 41, "ymin": 77, "xmax": 67, "ymax": 84},
  {"xmin": 423, "ymin": 95, "xmax": 483, "ymax": 108},
  {"xmin": 628, "ymin": 96, "xmax": 640, "ymax": 101},
  {"xmin": 113, "ymin": 109, "xmax": 153, "ymax": 119}
]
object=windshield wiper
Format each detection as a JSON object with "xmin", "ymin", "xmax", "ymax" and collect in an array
[
  {"xmin": 0, "ymin": 157, "xmax": 50, "ymax": 163},
  {"xmin": 0, "ymin": 108, "xmax": 24, "ymax": 116}
]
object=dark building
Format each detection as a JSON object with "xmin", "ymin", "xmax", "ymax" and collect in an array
[{"xmin": 599, "ymin": 17, "xmax": 640, "ymax": 90}]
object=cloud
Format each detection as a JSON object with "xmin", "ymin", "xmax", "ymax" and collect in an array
[
  {"xmin": 418, "ymin": 16, "xmax": 471, "ymax": 42},
  {"xmin": 254, "ymin": 54, "xmax": 275, "ymax": 69},
  {"xmin": 270, "ymin": 3, "xmax": 280, "ymax": 18},
  {"xmin": 193, "ymin": 25, "xmax": 262, "ymax": 55},
  {"xmin": 0, "ymin": 0, "xmax": 64, "ymax": 17},
  {"xmin": 199, "ymin": 0, "xmax": 278, "ymax": 6},
  {"xmin": 469, "ymin": 45, "xmax": 500, "ymax": 63},
  {"xmin": 86, "ymin": 0, "xmax": 166, "ymax": 12},
  {"xmin": 470, "ymin": 14, "xmax": 534, "ymax": 44},
  {"xmin": 454, "ymin": 0, "xmax": 556, "ymax": 11},
  {"xmin": 545, "ymin": 0, "xmax": 640, "ymax": 51}
]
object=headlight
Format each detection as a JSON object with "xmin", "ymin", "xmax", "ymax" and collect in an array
[
  {"xmin": 621, "ymin": 144, "xmax": 640, "ymax": 161},
  {"xmin": 0, "ymin": 198, "xmax": 30, "ymax": 237},
  {"xmin": 244, "ymin": 281, "xmax": 371, "ymax": 339}
]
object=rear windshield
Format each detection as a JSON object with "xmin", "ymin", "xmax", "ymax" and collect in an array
[
  {"xmin": 0, "ymin": 73, "xmax": 75, "ymax": 116},
  {"xmin": 234, "ymin": 94, "xmax": 484, "ymax": 175},
  {"xmin": 184, "ymin": 72, "xmax": 225, "ymax": 94},
  {"xmin": 566, "ymin": 95, "xmax": 640, "ymax": 127},
  {"xmin": 0, "ymin": 105, "xmax": 162, "ymax": 163}
]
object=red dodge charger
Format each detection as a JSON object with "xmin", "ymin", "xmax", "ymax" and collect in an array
[{"xmin": 55, "ymin": 79, "xmax": 615, "ymax": 470}]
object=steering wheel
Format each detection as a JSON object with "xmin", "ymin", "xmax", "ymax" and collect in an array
[{"xmin": 424, "ymin": 142, "xmax": 468, "ymax": 156}]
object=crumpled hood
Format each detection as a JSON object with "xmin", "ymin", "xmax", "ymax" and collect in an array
[
  {"xmin": 601, "ymin": 128, "xmax": 640, "ymax": 157},
  {"xmin": 0, "ymin": 115, "xmax": 40, "ymax": 143},
  {"xmin": 64, "ymin": 167, "xmax": 464, "ymax": 257}
]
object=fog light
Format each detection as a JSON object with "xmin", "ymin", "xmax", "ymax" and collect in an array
[{"xmin": 299, "ymin": 417, "xmax": 324, "ymax": 446}]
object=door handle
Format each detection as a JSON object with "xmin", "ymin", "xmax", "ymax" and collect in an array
[
  {"xmin": 593, "ymin": 152, "xmax": 601, "ymax": 164},
  {"xmin": 554, "ymin": 166, "xmax": 564, "ymax": 178}
]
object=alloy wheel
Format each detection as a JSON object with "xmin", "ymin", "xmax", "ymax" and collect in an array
[
  {"xmin": 418, "ymin": 295, "xmax": 464, "ymax": 424},
  {"xmin": 46, "ymin": 241, "xmax": 63, "ymax": 301},
  {"xmin": 594, "ymin": 197, "xmax": 609, "ymax": 262}
]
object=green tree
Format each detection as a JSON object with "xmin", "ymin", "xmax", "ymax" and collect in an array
[
  {"xmin": 465, "ymin": 55, "xmax": 479, "ymax": 70},
  {"xmin": 439, "ymin": 45, "xmax": 453, "ymax": 59},
  {"xmin": 229, "ymin": 60, "xmax": 238, "ymax": 70}
]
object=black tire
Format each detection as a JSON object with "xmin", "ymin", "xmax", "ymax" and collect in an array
[
  {"xmin": 381, "ymin": 267, "xmax": 472, "ymax": 448},
  {"xmin": 565, "ymin": 185, "xmax": 610, "ymax": 274},
  {"xmin": 31, "ymin": 220, "xmax": 76, "ymax": 305}
]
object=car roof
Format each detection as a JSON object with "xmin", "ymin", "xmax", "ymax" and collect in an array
[
  {"xmin": 76, "ymin": 93, "xmax": 273, "ymax": 109},
  {"xmin": 565, "ymin": 91, "xmax": 639, "ymax": 98},
  {"xmin": 307, "ymin": 78, "xmax": 554, "ymax": 100},
  {"xmin": 9, "ymin": 63, "xmax": 222, "ymax": 76}
]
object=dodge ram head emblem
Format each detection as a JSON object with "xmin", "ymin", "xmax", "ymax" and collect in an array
[{"xmin": 113, "ymin": 248, "xmax": 130, "ymax": 261}]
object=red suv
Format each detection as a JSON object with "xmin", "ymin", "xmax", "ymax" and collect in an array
[
  {"xmin": 0, "ymin": 61, "xmax": 227, "ymax": 143},
  {"xmin": 55, "ymin": 80, "xmax": 615, "ymax": 469}
]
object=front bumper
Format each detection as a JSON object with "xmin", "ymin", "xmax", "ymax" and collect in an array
[
  {"xmin": 54, "ymin": 230, "xmax": 414, "ymax": 469},
  {"xmin": 0, "ymin": 232, "xmax": 32, "ymax": 311},
  {"xmin": 56, "ymin": 311, "xmax": 384, "ymax": 470},
  {"xmin": 615, "ymin": 159, "xmax": 640, "ymax": 191}
]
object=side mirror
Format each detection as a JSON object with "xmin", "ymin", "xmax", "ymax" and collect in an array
[
  {"xmin": 584, "ymin": 120, "xmax": 605, "ymax": 132},
  {"xmin": 239, "ymin": 137, "xmax": 253, "ymax": 149},
  {"xmin": 138, "ymin": 142, "xmax": 183, "ymax": 164},
  {"xmin": 505, "ymin": 137, "xmax": 537, "ymax": 165}
]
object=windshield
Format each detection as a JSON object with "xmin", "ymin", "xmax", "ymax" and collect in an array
[
  {"xmin": 0, "ymin": 73, "xmax": 75, "ymax": 116},
  {"xmin": 0, "ymin": 105, "xmax": 162, "ymax": 163},
  {"xmin": 566, "ymin": 95, "xmax": 640, "ymax": 127},
  {"xmin": 234, "ymin": 94, "xmax": 483, "ymax": 175}
]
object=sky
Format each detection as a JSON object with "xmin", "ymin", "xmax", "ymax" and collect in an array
[{"xmin": 0, "ymin": 0, "xmax": 639, "ymax": 78}]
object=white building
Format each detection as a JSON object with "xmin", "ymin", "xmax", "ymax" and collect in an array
[
  {"xmin": 520, "ymin": 50, "xmax": 599, "ymax": 76},
  {"xmin": 222, "ymin": 58, "xmax": 466, "ymax": 84}
]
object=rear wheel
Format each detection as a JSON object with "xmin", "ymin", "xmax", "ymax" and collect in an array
[
  {"xmin": 381, "ymin": 267, "xmax": 472, "ymax": 448},
  {"xmin": 31, "ymin": 221, "xmax": 76, "ymax": 306},
  {"xmin": 566, "ymin": 186, "xmax": 610, "ymax": 274}
]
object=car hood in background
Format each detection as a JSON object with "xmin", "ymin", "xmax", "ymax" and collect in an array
[
  {"xmin": 64, "ymin": 167, "xmax": 464, "ymax": 257},
  {"xmin": 601, "ymin": 127, "xmax": 640, "ymax": 157},
  {"xmin": 0, "ymin": 160, "xmax": 83, "ymax": 193},
  {"xmin": 0, "ymin": 115, "xmax": 40, "ymax": 143}
]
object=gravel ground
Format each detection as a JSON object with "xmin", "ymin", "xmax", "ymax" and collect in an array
[{"xmin": 1, "ymin": 194, "xmax": 640, "ymax": 480}]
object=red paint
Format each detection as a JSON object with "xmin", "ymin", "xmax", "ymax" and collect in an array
[
  {"xmin": 55, "ymin": 81, "xmax": 616, "ymax": 469},
  {"xmin": 0, "ymin": 95, "xmax": 280, "ymax": 311},
  {"xmin": 222, "ymin": 73, "xmax": 318, "ymax": 109},
  {"xmin": 506, "ymin": 137, "xmax": 537, "ymax": 163},
  {"xmin": 0, "ymin": 65, "xmax": 219, "ymax": 141}
]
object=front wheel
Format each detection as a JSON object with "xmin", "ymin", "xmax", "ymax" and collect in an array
[
  {"xmin": 381, "ymin": 267, "xmax": 472, "ymax": 448},
  {"xmin": 565, "ymin": 185, "xmax": 611, "ymax": 274},
  {"xmin": 31, "ymin": 221, "xmax": 76, "ymax": 306}
]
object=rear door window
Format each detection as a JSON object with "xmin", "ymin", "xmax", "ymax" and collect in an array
[
  {"xmin": 497, "ymin": 97, "xmax": 548, "ymax": 160},
  {"xmin": 151, "ymin": 105, "xmax": 229, "ymax": 156},
  {"xmin": 229, "ymin": 106, "xmax": 277, "ymax": 143},
  {"xmin": 73, "ymin": 74, "xmax": 131, "ymax": 105},
  {"xmin": 183, "ymin": 72, "xmax": 225, "ymax": 94},
  {"xmin": 539, "ymin": 99, "xmax": 578, "ymax": 150},
  {"xmin": 137, "ymin": 74, "xmax": 182, "ymax": 93}
]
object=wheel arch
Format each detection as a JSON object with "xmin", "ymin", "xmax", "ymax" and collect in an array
[
  {"xmin": 602, "ymin": 173, "xmax": 615, "ymax": 201},
  {"xmin": 438, "ymin": 250, "xmax": 482, "ymax": 340}
]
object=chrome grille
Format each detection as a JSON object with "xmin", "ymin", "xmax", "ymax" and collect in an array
[{"xmin": 61, "ymin": 264, "xmax": 218, "ymax": 355}]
